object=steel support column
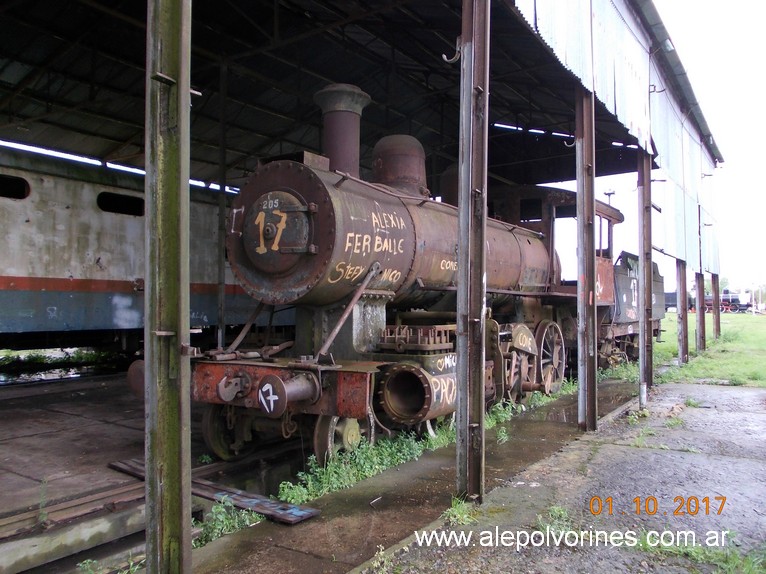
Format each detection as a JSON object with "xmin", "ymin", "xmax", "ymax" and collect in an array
[
  {"xmin": 575, "ymin": 86, "xmax": 597, "ymax": 431},
  {"xmin": 676, "ymin": 259, "xmax": 689, "ymax": 364},
  {"xmin": 637, "ymin": 151, "xmax": 653, "ymax": 407},
  {"xmin": 456, "ymin": 0, "xmax": 490, "ymax": 501},
  {"xmin": 711, "ymin": 274, "xmax": 721, "ymax": 338},
  {"xmin": 695, "ymin": 272, "xmax": 706, "ymax": 352},
  {"xmin": 217, "ymin": 60, "xmax": 228, "ymax": 349},
  {"xmin": 144, "ymin": 0, "xmax": 192, "ymax": 571}
]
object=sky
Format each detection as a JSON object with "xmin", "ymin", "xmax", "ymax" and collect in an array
[{"xmin": 644, "ymin": 1, "xmax": 766, "ymax": 289}]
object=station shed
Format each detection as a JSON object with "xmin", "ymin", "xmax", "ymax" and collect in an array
[{"xmin": 0, "ymin": 1, "xmax": 723, "ymax": 571}]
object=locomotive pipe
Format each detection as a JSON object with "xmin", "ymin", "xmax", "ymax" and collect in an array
[
  {"xmin": 379, "ymin": 363, "xmax": 457, "ymax": 425},
  {"xmin": 257, "ymin": 372, "xmax": 319, "ymax": 418},
  {"xmin": 313, "ymin": 83, "xmax": 370, "ymax": 178}
]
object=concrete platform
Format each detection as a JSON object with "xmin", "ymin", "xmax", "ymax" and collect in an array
[
  {"xmin": 193, "ymin": 383, "xmax": 766, "ymax": 574},
  {"xmin": 2, "ymin": 379, "xmax": 763, "ymax": 573}
]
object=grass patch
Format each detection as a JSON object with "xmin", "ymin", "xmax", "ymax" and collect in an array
[
  {"xmin": 655, "ymin": 313, "xmax": 766, "ymax": 388},
  {"xmin": 634, "ymin": 531, "xmax": 766, "ymax": 574},
  {"xmin": 665, "ymin": 416, "xmax": 684, "ymax": 428},
  {"xmin": 537, "ymin": 505, "xmax": 576, "ymax": 536},
  {"xmin": 441, "ymin": 496, "xmax": 478, "ymax": 526},
  {"xmin": 684, "ymin": 397, "xmax": 701, "ymax": 408}
]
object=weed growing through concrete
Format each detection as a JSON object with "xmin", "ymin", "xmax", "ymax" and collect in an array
[
  {"xmin": 665, "ymin": 416, "xmax": 684, "ymax": 428},
  {"xmin": 537, "ymin": 505, "xmax": 578, "ymax": 541},
  {"xmin": 441, "ymin": 495, "xmax": 478, "ymax": 526},
  {"xmin": 632, "ymin": 426, "xmax": 656, "ymax": 448},
  {"xmin": 192, "ymin": 496, "xmax": 263, "ymax": 548}
]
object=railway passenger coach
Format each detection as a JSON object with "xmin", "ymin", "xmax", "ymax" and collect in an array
[{"xmin": 0, "ymin": 148, "xmax": 260, "ymax": 352}]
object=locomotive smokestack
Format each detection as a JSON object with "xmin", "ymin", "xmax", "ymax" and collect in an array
[
  {"xmin": 313, "ymin": 83, "xmax": 370, "ymax": 178},
  {"xmin": 371, "ymin": 134, "xmax": 429, "ymax": 198}
]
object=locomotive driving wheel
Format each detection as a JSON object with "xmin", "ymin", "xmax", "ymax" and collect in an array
[
  {"xmin": 424, "ymin": 413, "xmax": 455, "ymax": 438},
  {"xmin": 201, "ymin": 404, "xmax": 256, "ymax": 461},
  {"xmin": 313, "ymin": 412, "xmax": 376, "ymax": 464},
  {"xmin": 504, "ymin": 348, "xmax": 537, "ymax": 404},
  {"xmin": 535, "ymin": 320, "xmax": 566, "ymax": 394}
]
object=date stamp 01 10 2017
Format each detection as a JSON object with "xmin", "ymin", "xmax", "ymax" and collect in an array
[{"xmin": 589, "ymin": 496, "xmax": 726, "ymax": 517}]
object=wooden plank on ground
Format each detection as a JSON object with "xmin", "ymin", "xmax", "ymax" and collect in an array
[
  {"xmin": 109, "ymin": 456, "xmax": 319, "ymax": 525},
  {"xmin": 190, "ymin": 477, "xmax": 320, "ymax": 525}
]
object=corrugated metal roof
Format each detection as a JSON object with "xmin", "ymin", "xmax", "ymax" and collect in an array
[{"xmin": 0, "ymin": 0, "xmax": 721, "ymax": 192}]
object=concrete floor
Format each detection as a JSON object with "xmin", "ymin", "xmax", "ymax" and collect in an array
[
  {"xmin": 2, "ymin": 378, "xmax": 763, "ymax": 573},
  {"xmin": 193, "ymin": 383, "xmax": 766, "ymax": 574}
]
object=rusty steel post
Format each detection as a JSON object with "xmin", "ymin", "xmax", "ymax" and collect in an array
[
  {"xmin": 217, "ymin": 60, "xmax": 228, "ymax": 349},
  {"xmin": 575, "ymin": 86, "xmax": 597, "ymax": 432},
  {"xmin": 676, "ymin": 259, "xmax": 689, "ymax": 363},
  {"xmin": 637, "ymin": 151, "xmax": 653, "ymax": 407},
  {"xmin": 144, "ymin": 0, "xmax": 192, "ymax": 571},
  {"xmin": 456, "ymin": 0, "xmax": 490, "ymax": 502},
  {"xmin": 695, "ymin": 272, "xmax": 706, "ymax": 352},
  {"xmin": 711, "ymin": 274, "xmax": 721, "ymax": 339}
]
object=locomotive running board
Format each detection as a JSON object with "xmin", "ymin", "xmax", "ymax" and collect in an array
[{"xmin": 109, "ymin": 457, "xmax": 319, "ymax": 525}]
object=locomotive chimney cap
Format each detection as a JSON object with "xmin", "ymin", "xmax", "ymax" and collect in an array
[{"xmin": 313, "ymin": 83, "xmax": 371, "ymax": 115}]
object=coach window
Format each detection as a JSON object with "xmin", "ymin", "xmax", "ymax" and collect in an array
[
  {"xmin": 0, "ymin": 174, "xmax": 30, "ymax": 199},
  {"xmin": 97, "ymin": 191, "xmax": 144, "ymax": 216}
]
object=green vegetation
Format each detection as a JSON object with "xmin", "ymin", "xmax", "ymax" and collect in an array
[
  {"xmin": 635, "ymin": 531, "xmax": 766, "ymax": 574},
  {"xmin": 664, "ymin": 416, "xmax": 684, "ymax": 428},
  {"xmin": 192, "ymin": 496, "xmax": 263, "ymax": 548},
  {"xmin": 684, "ymin": 397, "xmax": 701, "ymax": 408},
  {"xmin": 76, "ymin": 555, "xmax": 145, "ymax": 574},
  {"xmin": 279, "ymin": 381, "xmax": 578, "ymax": 505},
  {"xmin": 441, "ymin": 496, "xmax": 479, "ymax": 526},
  {"xmin": 537, "ymin": 505, "xmax": 577, "ymax": 538},
  {"xmin": 655, "ymin": 312, "xmax": 766, "ymax": 388}
]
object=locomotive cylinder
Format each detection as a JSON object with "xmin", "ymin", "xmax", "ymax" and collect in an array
[{"xmin": 379, "ymin": 363, "xmax": 457, "ymax": 425}]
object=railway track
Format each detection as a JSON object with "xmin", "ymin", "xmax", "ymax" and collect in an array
[{"xmin": 0, "ymin": 438, "xmax": 311, "ymax": 574}]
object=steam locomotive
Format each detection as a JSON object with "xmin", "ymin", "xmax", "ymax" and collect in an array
[{"xmin": 187, "ymin": 84, "xmax": 665, "ymax": 462}]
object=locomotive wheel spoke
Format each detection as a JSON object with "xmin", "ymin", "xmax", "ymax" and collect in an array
[
  {"xmin": 535, "ymin": 320, "xmax": 566, "ymax": 395},
  {"xmin": 201, "ymin": 404, "xmax": 256, "ymax": 461},
  {"xmin": 313, "ymin": 413, "xmax": 376, "ymax": 465},
  {"xmin": 504, "ymin": 349, "xmax": 537, "ymax": 404},
  {"xmin": 424, "ymin": 413, "xmax": 455, "ymax": 438}
]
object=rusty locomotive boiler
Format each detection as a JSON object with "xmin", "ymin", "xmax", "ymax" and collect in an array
[{"xmin": 189, "ymin": 84, "xmax": 664, "ymax": 462}]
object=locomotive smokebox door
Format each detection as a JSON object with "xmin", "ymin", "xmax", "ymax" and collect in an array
[{"xmin": 242, "ymin": 190, "xmax": 313, "ymax": 275}]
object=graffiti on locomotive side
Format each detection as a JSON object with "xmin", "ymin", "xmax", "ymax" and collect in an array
[
  {"xmin": 328, "ymin": 262, "xmax": 367, "ymax": 284},
  {"xmin": 440, "ymin": 259, "xmax": 458, "ymax": 271},
  {"xmin": 327, "ymin": 263, "xmax": 403, "ymax": 285},
  {"xmin": 432, "ymin": 375, "xmax": 457, "ymax": 407},
  {"xmin": 343, "ymin": 208, "xmax": 408, "ymax": 257},
  {"xmin": 344, "ymin": 232, "xmax": 405, "ymax": 256},
  {"xmin": 435, "ymin": 353, "xmax": 457, "ymax": 372},
  {"xmin": 380, "ymin": 268, "xmax": 402, "ymax": 283}
]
